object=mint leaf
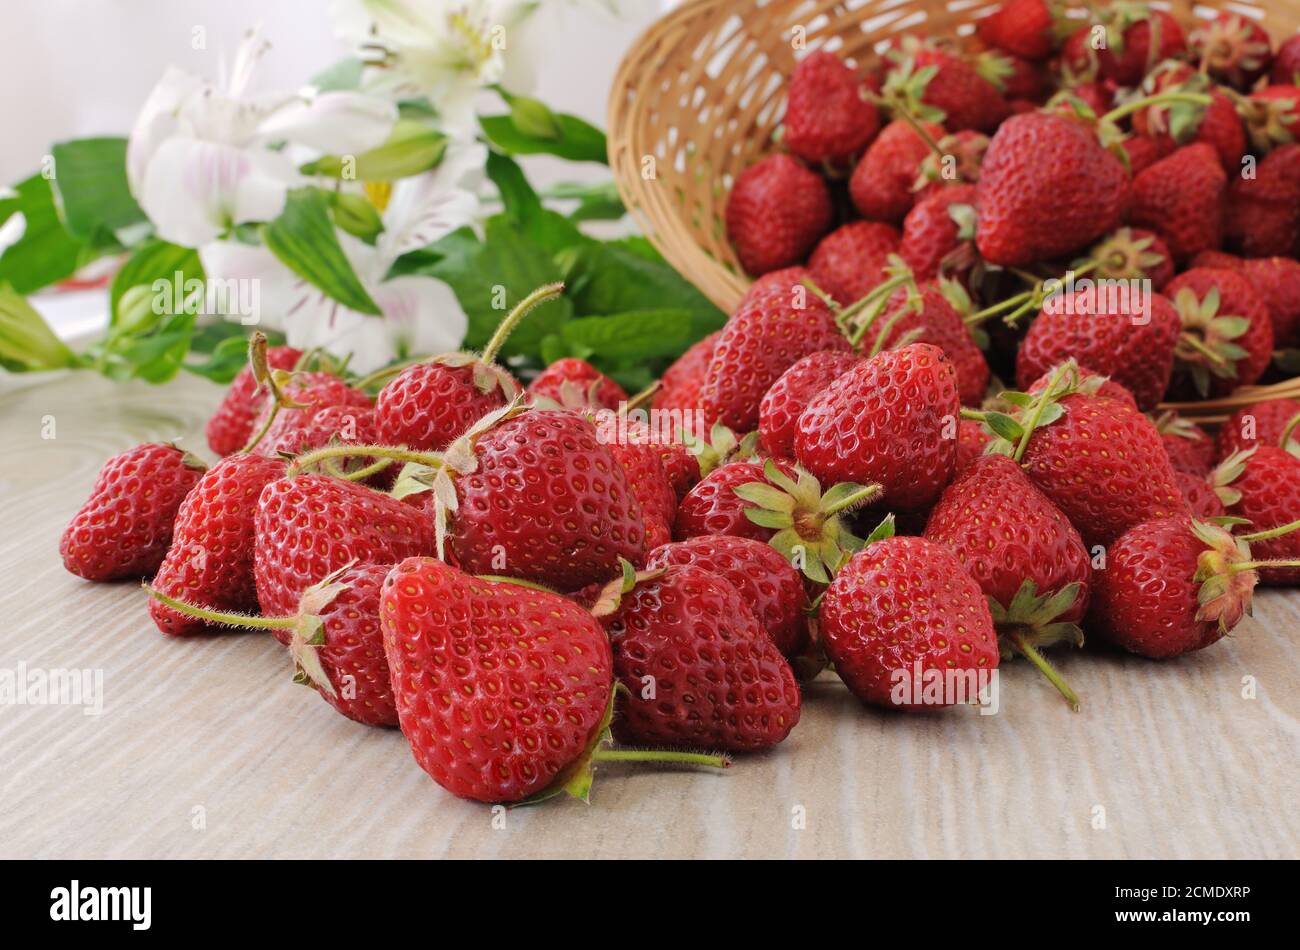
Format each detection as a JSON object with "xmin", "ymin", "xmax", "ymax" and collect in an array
[
  {"xmin": 261, "ymin": 188, "xmax": 380, "ymax": 315},
  {"xmin": 561, "ymin": 309, "xmax": 692, "ymax": 362}
]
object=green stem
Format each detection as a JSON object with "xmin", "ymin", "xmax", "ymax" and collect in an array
[
  {"xmin": 1179, "ymin": 332, "xmax": 1228, "ymax": 367},
  {"xmin": 822, "ymin": 483, "xmax": 882, "ymax": 517},
  {"xmin": 964, "ymin": 290, "xmax": 1033, "ymax": 327},
  {"xmin": 475, "ymin": 575, "xmax": 562, "ymax": 595},
  {"xmin": 800, "ymin": 277, "xmax": 840, "ymax": 314},
  {"xmin": 338, "ymin": 457, "xmax": 395, "ymax": 482},
  {"xmin": 591, "ymin": 748, "xmax": 731, "ymax": 769},
  {"xmin": 480, "ymin": 281, "xmax": 566, "ymax": 364},
  {"xmin": 1010, "ymin": 631, "xmax": 1081, "ymax": 712},
  {"xmin": 1100, "ymin": 91, "xmax": 1212, "ymax": 125},
  {"xmin": 1278, "ymin": 411, "xmax": 1300, "ymax": 449},
  {"xmin": 288, "ymin": 443, "xmax": 444, "ymax": 477},
  {"xmin": 1227, "ymin": 559, "xmax": 1300, "ymax": 573},
  {"xmin": 145, "ymin": 585, "xmax": 295, "ymax": 631},
  {"xmin": 1239, "ymin": 518, "xmax": 1300, "ymax": 543},
  {"xmin": 1012, "ymin": 364, "xmax": 1068, "ymax": 463},
  {"xmin": 625, "ymin": 381, "xmax": 658, "ymax": 412},
  {"xmin": 960, "ymin": 408, "xmax": 988, "ymax": 422}
]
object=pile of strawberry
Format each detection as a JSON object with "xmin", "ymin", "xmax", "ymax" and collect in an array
[{"xmin": 56, "ymin": 2, "xmax": 1300, "ymax": 808}]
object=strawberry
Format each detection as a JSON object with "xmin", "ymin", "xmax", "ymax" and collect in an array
[
  {"xmin": 900, "ymin": 184, "xmax": 979, "ymax": 282},
  {"xmin": 1239, "ymin": 86, "xmax": 1300, "ymax": 154},
  {"xmin": 1215, "ymin": 399, "xmax": 1300, "ymax": 461},
  {"xmin": 593, "ymin": 563, "xmax": 801, "ymax": 750},
  {"xmin": 699, "ymin": 286, "xmax": 849, "ymax": 432},
  {"xmin": 807, "ymin": 221, "xmax": 901, "ymax": 306},
  {"xmin": 1126, "ymin": 144, "xmax": 1227, "ymax": 263},
  {"xmin": 1274, "ymin": 35, "xmax": 1300, "ymax": 85},
  {"xmin": 250, "ymin": 371, "xmax": 373, "ymax": 456},
  {"xmin": 656, "ymin": 421, "xmax": 753, "ymax": 502},
  {"xmin": 1176, "ymin": 470, "xmax": 1226, "ymax": 520},
  {"xmin": 206, "ymin": 345, "xmax": 301, "ymax": 455},
  {"xmin": 759, "ymin": 350, "xmax": 862, "ymax": 459},
  {"xmin": 1085, "ymin": 227, "xmax": 1174, "ymax": 291},
  {"xmin": 379, "ymin": 558, "xmax": 613, "ymax": 803},
  {"xmin": 1025, "ymin": 364, "xmax": 1139, "ymax": 411},
  {"xmin": 1190, "ymin": 252, "xmax": 1300, "ymax": 349},
  {"xmin": 602, "ymin": 425, "xmax": 677, "ymax": 555},
  {"xmin": 1225, "ymin": 143, "xmax": 1300, "ymax": 258},
  {"xmin": 849, "ymin": 118, "xmax": 945, "ymax": 224},
  {"xmin": 886, "ymin": 44, "xmax": 1010, "ymax": 133},
  {"xmin": 976, "ymin": 0, "xmax": 1057, "ymax": 61},
  {"xmin": 975, "ymin": 112, "xmax": 1126, "ymax": 266},
  {"xmin": 374, "ymin": 284, "xmax": 562, "ymax": 452},
  {"xmin": 1015, "ymin": 286, "xmax": 1180, "ymax": 411},
  {"xmin": 148, "ymin": 454, "xmax": 287, "ymax": 636},
  {"xmin": 528, "ymin": 357, "xmax": 627, "ymax": 411},
  {"xmin": 652, "ymin": 330, "xmax": 719, "ymax": 416},
  {"xmin": 1089, "ymin": 519, "xmax": 1277, "ymax": 658},
  {"xmin": 977, "ymin": 52, "xmax": 1045, "ymax": 107},
  {"xmin": 1118, "ymin": 132, "xmax": 1174, "ymax": 178},
  {"xmin": 923, "ymin": 454, "xmax": 1090, "ymax": 706},
  {"xmin": 865, "ymin": 282, "xmax": 989, "ymax": 407},
  {"xmin": 1130, "ymin": 64, "xmax": 1245, "ymax": 174},
  {"xmin": 913, "ymin": 131, "xmax": 989, "ymax": 198},
  {"xmin": 1154, "ymin": 412, "xmax": 1215, "ymax": 475},
  {"xmin": 60, "ymin": 443, "xmax": 206, "ymax": 582},
  {"xmin": 149, "ymin": 563, "xmax": 399, "ymax": 727},
  {"xmin": 819, "ymin": 533, "xmax": 999, "ymax": 709},
  {"xmin": 1095, "ymin": 9, "xmax": 1186, "ymax": 87},
  {"xmin": 783, "ymin": 50, "xmax": 880, "ymax": 167},
  {"xmin": 1190, "ymin": 11, "xmax": 1274, "ymax": 91},
  {"xmin": 646, "ymin": 535, "xmax": 811, "ymax": 658},
  {"xmin": 956, "ymin": 418, "xmax": 994, "ymax": 470},
  {"xmin": 1166, "ymin": 267, "xmax": 1273, "ymax": 398},
  {"xmin": 795, "ymin": 343, "xmax": 959, "ymax": 510},
  {"xmin": 726, "ymin": 154, "xmax": 833, "ymax": 276},
  {"xmin": 1229, "ymin": 446, "xmax": 1300, "ymax": 585},
  {"xmin": 987, "ymin": 377, "xmax": 1186, "ymax": 548},
  {"xmin": 254, "ymin": 474, "xmax": 437, "ymax": 618}
]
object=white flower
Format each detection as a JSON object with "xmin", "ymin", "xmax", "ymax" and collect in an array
[
  {"xmin": 127, "ymin": 27, "xmax": 398, "ymax": 248},
  {"xmin": 199, "ymin": 138, "xmax": 486, "ymax": 373},
  {"xmin": 330, "ymin": 0, "xmax": 538, "ymax": 131}
]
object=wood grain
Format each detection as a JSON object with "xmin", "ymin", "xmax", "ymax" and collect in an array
[{"xmin": 1, "ymin": 371, "xmax": 1297, "ymax": 858}]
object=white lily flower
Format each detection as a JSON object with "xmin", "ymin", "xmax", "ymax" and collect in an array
[
  {"xmin": 199, "ymin": 138, "xmax": 486, "ymax": 373},
  {"xmin": 127, "ymin": 26, "xmax": 399, "ymax": 249}
]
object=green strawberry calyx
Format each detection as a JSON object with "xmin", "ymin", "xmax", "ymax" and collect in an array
[
  {"xmin": 240, "ymin": 331, "xmax": 315, "ymax": 453},
  {"xmin": 1084, "ymin": 227, "xmax": 1167, "ymax": 284},
  {"xmin": 989, "ymin": 579, "xmax": 1084, "ymax": 711},
  {"xmin": 1232, "ymin": 89, "xmax": 1299, "ymax": 153},
  {"xmin": 681, "ymin": 421, "xmax": 759, "ymax": 481},
  {"xmin": 1191, "ymin": 520, "xmax": 1262, "ymax": 633},
  {"xmin": 1207, "ymin": 447, "xmax": 1255, "ymax": 508},
  {"xmin": 1171, "ymin": 285, "xmax": 1252, "ymax": 397},
  {"xmin": 588, "ymin": 558, "xmax": 664, "ymax": 619},
  {"xmin": 735, "ymin": 459, "xmax": 882, "ymax": 584},
  {"xmin": 966, "ymin": 359, "xmax": 1084, "ymax": 463}
]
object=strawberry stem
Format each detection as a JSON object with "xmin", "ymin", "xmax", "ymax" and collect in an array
[
  {"xmin": 1178, "ymin": 332, "xmax": 1229, "ymax": 366},
  {"xmin": 1099, "ymin": 91, "xmax": 1212, "ymax": 125},
  {"xmin": 822, "ymin": 483, "xmax": 882, "ymax": 516},
  {"xmin": 1239, "ymin": 518, "xmax": 1300, "ymax": 543},
  {"xmin": 1278, "ymin": 411, "xmax": 1300, "ymax": 448},
  {"xmin": 337, "ymin": 457, "xmax": 395, "ymax": 482},
  {"xmin": 1012, "ymin": 363, "xmax": 1068, "ymax": 463},
  {"xmin": 1009, "ymin": 631, "xmax": 1081, "ymax": 711},
  {"xmin": 288, "ymin": 443, "xmax": 444, "ymax": 477},
  {"xmin": 591, "ymin": 748, "xmax": 731, "ymax": 769},
  {"xmin": 480, "ymin": 281, "xmax": 566, "ymax": 364},
  {"xmin": 625, "ymin": 381, "xmax": 659, "ymax": 412},
  {"xmin": 145, "ymin": 585, "xmax": 295, "ymax": 631},
  {"xmin": 1226, "ymin": 559, "xmax": 1300, "ymax": 573}
]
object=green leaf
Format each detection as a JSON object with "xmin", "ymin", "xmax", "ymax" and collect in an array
[
  {"xmin": 0, "ymin": 289, "xmax": 79, "ymax": 372},
  {"xmin": 97, "ymin": 311, "xmax": 196, "ymax": 384},
  {"xmin": 50, "ymin": 137, "xmax": 146, "ymax": 242},
  {"xmin": 183, "ymin": 324, "xmax": 280, "ymax": 383},
  {"xmin": 109, "ymin": 239, "xmax": 203, "ymax": 324},
  {"xmin": 543, "ymin": 180, "xmax": 626, "ymax": 222},
  {"xmin": 561, "ymin": 309, "xmax": 692, "ymax": 362},
  {"xmin": 983, "ymin": 411, "xmax": 1025, "ymax": 442},
  {"xmin": 485, "ymin": 153, "xmax": 587, "ymax": 255},
  {"xmin": 261, "ymin": 188, "xmax": 380, "ymax": 315},
  {"xmin": 479, "ymin": 109, "xmax": 608, "ymax": 164},
  {"xmin": 0, "ymin": 174, "xmax": 96, "ymax": 293}
]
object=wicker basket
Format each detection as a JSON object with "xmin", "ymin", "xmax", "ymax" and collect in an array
[{"xmin": 607, "ymin": 0, "xmax": 1300, "ymax": 420}]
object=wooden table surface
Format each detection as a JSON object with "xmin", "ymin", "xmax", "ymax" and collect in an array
[{"xmin": 2, "ymin": 370, "xmax": 1298, "ymax": 859}]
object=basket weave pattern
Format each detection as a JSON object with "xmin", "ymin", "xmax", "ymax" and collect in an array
[{"xmin": 607, "ymin": 0, "xmax": 1300, "ymax": 418}]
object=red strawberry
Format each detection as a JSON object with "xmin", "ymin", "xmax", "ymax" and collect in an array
[
  {"xmin": 60, "ymin": 443, "xmax": 206, "ymax": 582},
  {"xmin": 1225, "ymin": 143, "xmax": 1300, "ymax": 258},
  {"xmin": 1010, "ymin": 389, "xmax": 1187, "ymax": 548},
  {"xmin": 956, "ymin": 418, "xmax": 994, "ymax": 470},
  {"xmin": 1130, "ymin": 64, "xmax": 1245, "ymax": 174},
  {"xmin": 602, "ymin": 426, "xmax": 677, "ymax": 555},
  {"xmin": 819, "ymin": 534, "xmax": 999, "ymax": 709},
  {"xmin": 655, "ymin": 421, "xmax": 752, "ymax": 502},
  {"xmin": 1154, "ymin": 412, "xmax": 1215, "ymax": 475},
  {"xmin": 1176, "ymin": 470, "xmax": 1226, "ymax": 520},
  {"xmin": 1229, "ymin": 446, "xmax": 1300, "ymax": 585},
  {"xmin": 1273, "ymin": 35, "xmax": 1300, "ymax": 85},
  {"xmin": 1089, "ymin": 519, "xmax": 1268, "ymax": 658},
  {"xmin": 1118, "ymin": 132, "xmax": 1174, "ymax": 177},
  {"xmin": 976, "ymin": 0, "xmax": 1057, "ymax": 61},
  {"xmin": 795, "ymin": 343, "xmax": 959, "ymax": 510},
  {"xmin": 1239, "ymin": 86, "xmax": 1300, "ymax": 154},
  {"xmin": 808, "ymin": 221, "xmax": 901, "ymax": 306},
  {"xmin": 528, "ymin": 357, "xmax": 627, "ymax": 411},
  {"xmin": 1190, "ymin": 252, "xmax": 1300, "ymax": 349},
  {"xmin": 149, "ymin": 563, "xmax": 398, "ymax": 727},
  {"xmin": 442, "ymin": 409, "xmax": 647, "ymax": 591},
  {"xmin": 1190, "ymin": 11, "xmax": 1274, "ymax": 90},
  {"xmin": 646, "ymin": 535, "xmax": 811, "ymax": 658},
  {"xmin": 251, "ymin": 371, "xmax": 373, "ymax": 456},
  {"xmin": 739, "ymin": 266, "xmax": 813, "ymax": 307},
  {"xmin": 379, "ymin": 558, "xmax": 615, "ymax": 803},
  {"xmin": 593, "ymin": 563, "xmax": 800, "ymax": 750},
  {"xmin": 900, "ymin": 184, "xmax": 979, "ymax": 282},
  {"xmin": 653, "ymin": 330, "xmax": 720, "ymax": 415},
  {"xmin": 206, "ymin": 345, "xmax": 302, "ymax": 456},
  {"xmin": 254, "ymin": 474, "xmax": 436, "ymax": 618},
  {"xmin": 759, "ymin": 350, "xmax": 862, "ymax": 459},
  {"xmin": 1015, "ymin": 286, "xmax": 1180, "ymax": 411},
  {"xmin": 148, "ymin": 453, "xmax": 287, "ymax": 636},
  {"xmin": 699, "ymin": 287, "xmax": 849, "ymax": 432},
  {"xmin": 1086, "ymin": 227, "xmax": 1174, "ymax": 291},
  {"xmin": 864, "ymin": 283, "xmax": 988, "ymax": 407},
  {"xmin": 849, "ymin": 119, "xmax": 945, "ymax": 224},
  {"xmin": 1215, "ymin": 399, "xmax": 1300, "ymax": 461},
  {"xmin": 1166, "ymin": 267, "xmax": 1273, "ymax": 398},
  {"xmin": 784, "ymin": 50, "xmax": 880, "ymax": 167},
  {"xmin": 1025, "ymin": 364, "xmax": 1139, "ymax": 411},
  {"xmin": 913, "ymin": 130, "xmax": 989, "ymax": 198},
  {"xmin": 887, "ymin": 45, "xmax": 1010, "ymax": 132},
  {"xmin": 975, "ymin": 112, "xmax": 1127, "ymax": 266},
  {"xmin": 675, "ymin": 459, "xmax": 795, "ymax": 545},
  {"xmin": 726, "ymin": 154, "xmax": 833, "ymax": 276},
  {"xmin": 1126, "ymin": 144, "xmax": 1226, "ymax": 263},
  {"xmin": 1096, "ymin": 9, "xmax": 1186, "ymax": 86}
]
